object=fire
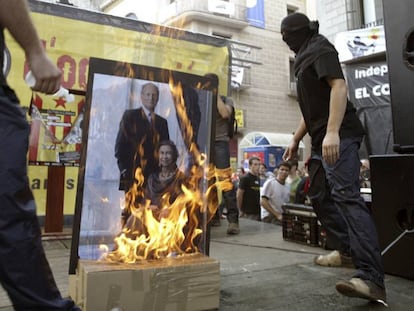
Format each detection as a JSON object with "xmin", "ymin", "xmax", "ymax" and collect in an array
[{"xmin": 104, "ymin": 74, "xmax": 220, "ymax": 263}]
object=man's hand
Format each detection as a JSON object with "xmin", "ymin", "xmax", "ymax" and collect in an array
[
  {"xmin": 275, "ymin": 212, "xmax": 283, "ymax": 222},
  {"xmin": 284, "ymin": 117, "xmax": 307, "ymax": 161},
  {"xmin": 322, "ymin": 131, "xmax": 340, "ymax": 165},
  {"xmin": 283, "ymin": 140, "xmax": 298, "ymax": 161},
  {"xmin": 28, "ymin": 53, "xmax": 62, "ymax": 94}
]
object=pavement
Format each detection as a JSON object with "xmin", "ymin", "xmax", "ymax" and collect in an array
[{"xmin": 1, "ymin": 218, "xmax": 413, "ymax": 310}]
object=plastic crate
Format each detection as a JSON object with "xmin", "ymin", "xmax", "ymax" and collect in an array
[{"xmin": 282, "ymin": 203, "xmax": 319, "ymax": 246}]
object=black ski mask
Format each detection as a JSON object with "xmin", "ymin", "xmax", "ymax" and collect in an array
[{"xmin": 281, "ymin": 13, "xmax": 312, "ymax": 53}]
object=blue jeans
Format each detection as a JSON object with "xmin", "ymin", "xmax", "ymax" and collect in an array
[
  {"xmin": 308, "ymin": 137, "xmax": 384, "ymax": 288},
  {"xmin": 214, "ymin": 141, "xmax": 239, "ymax": 224}
]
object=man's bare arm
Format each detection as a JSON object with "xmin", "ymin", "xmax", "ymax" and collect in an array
[
  {"xmin": 0, "ymin": 0, "xmax": 61, "ymax": 94},
  {"xmin": 236, "ymin": 188, "xmax": 244, "ymax": 212},
  {"xmin": 261, "ymin": 197, "xmax": 282, "ymax": 220},
  {"xmin": 323, "ymin": 78, "xmax": 348, "ymax": 165}
]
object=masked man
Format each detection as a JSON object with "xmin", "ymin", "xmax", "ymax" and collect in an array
[{"xmin": 281, "ymin": 13, "xmax": 386, "ymax": 303}]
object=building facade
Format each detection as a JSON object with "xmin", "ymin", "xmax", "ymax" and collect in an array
[
  {"xmin": 38, "ymin": 0, "xmax": 389, "ymax": 163},
  {"xmin": 41, "ymin": 0, "xmax": 312, "ymax": 165},
  {"xmin": 105, "ymin": 0, "xmax": 311, "ymax": 165},
  {"xmin": 310, "ymin": 0, "xmax": 383, "ymax": 42}
]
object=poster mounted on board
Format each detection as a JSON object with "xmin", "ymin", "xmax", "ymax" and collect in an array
[
  {"xmin": 70, "ymin": 58, "xmax": 218, "ymax": 272},
  {"xmin": 28, "ymin": 91, "xmax": 85, "ymax": 167}
]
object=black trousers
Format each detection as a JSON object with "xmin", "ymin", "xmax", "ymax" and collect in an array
[{"xmin": 0, "ymin": 86, "xmax": 79, "ymax": 310}]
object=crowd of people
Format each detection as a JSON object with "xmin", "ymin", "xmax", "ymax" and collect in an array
[
  {"xmin": 226, "ymin": 155, "xmax": 371, "ymax": 224},
  {"xmin": 226, "ymin": 157, "xmax": 312, "ymax": 225}
]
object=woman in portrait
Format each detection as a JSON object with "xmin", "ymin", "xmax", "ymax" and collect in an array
[
  {"xmin": 146, "ymin": 140, "xmax": 186, "ymax": 218},
  {"xmin": 123, "ymin": 140, "xmax": 185, "ymax": 233}
]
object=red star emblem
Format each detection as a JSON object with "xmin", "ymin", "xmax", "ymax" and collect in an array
[{"xmin": 54, "ymin": 97, "xmax": 67, "ymax": 109}]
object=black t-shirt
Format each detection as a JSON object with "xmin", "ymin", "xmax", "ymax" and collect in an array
[
  {"xmin": 296, "ymin": 51, "xmax": 364, "ymax": 153},
  {"xmin": 238, "ymin": 172, "xmax": 261, "ymax": 214}
]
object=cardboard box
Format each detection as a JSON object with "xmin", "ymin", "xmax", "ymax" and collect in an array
[
  {"xmin": 282, "ymin": 203, "xmax": 320, "ymax": 246},
  {"xmin": 70, "ymin": 254, "xmax": 220, "ymax": 311}
]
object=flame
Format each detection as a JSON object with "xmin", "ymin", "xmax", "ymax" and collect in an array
[
  {"xmin": 215, "ymin": 167, "xmax": 234, "ymax": 192},
  {"xmin": 104, "ymin": 74, "xmax": 220, "ymax": 263}
]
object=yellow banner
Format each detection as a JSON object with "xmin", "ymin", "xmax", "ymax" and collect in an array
[
  {"xmin": 5, "ymin": 4, "xmax": 229, "ymax": 217},
  {"xmin": 28, "ymin": 166, "xmax": 78, "ymax": 216}
]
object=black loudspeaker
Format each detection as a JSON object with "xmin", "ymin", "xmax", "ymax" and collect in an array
[
  {"xmin": 370, "ymin": 155, "xmax": 414, "ymax": 280},
  {"xmin": 383, "ymin": 0, "xmax": 414, "ymax": 153}
]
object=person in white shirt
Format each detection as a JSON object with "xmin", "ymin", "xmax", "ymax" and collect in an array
[{"xmin": 261, "ymin": 161, "xmax": 291, "ymax": 224}]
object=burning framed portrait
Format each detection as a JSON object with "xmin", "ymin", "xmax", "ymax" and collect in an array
[{"xmin": 70, "ymin": 58, "xmax": 218, "ymax": 272}]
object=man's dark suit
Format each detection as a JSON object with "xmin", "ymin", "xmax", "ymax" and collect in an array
[{"xmin": 115, "ymin": 107, "xmax": 169, "ymax": 191}]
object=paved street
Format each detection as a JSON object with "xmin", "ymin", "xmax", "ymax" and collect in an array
[{"xmin": 1, "ymin": 219, "xmax": 413, "ymax": 310}]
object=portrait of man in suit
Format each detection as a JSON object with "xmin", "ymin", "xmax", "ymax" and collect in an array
[{"xmin": 115, "ymin": 82, "xmax": 170, "ymax": 192}]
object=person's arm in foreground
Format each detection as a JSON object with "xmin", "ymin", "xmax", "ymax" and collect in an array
[
  {"xmin": 0, "ymin": 0, "xmax": 61, "ymax": 94},
  {"xmin": 322, "ymin": 78, "xmax": 347, "ymax": 165},
  {"xmin": 283, "ymin": 117, "xmax": 307, "ymax": 161},
  {"xmin": 236, "ymin": 187, "xmax": 244, "ymax": 213}
]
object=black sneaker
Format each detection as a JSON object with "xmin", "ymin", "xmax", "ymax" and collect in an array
[{"xmin": 336, "ymin": 278, "xmax": 387, "ymax": 304}]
